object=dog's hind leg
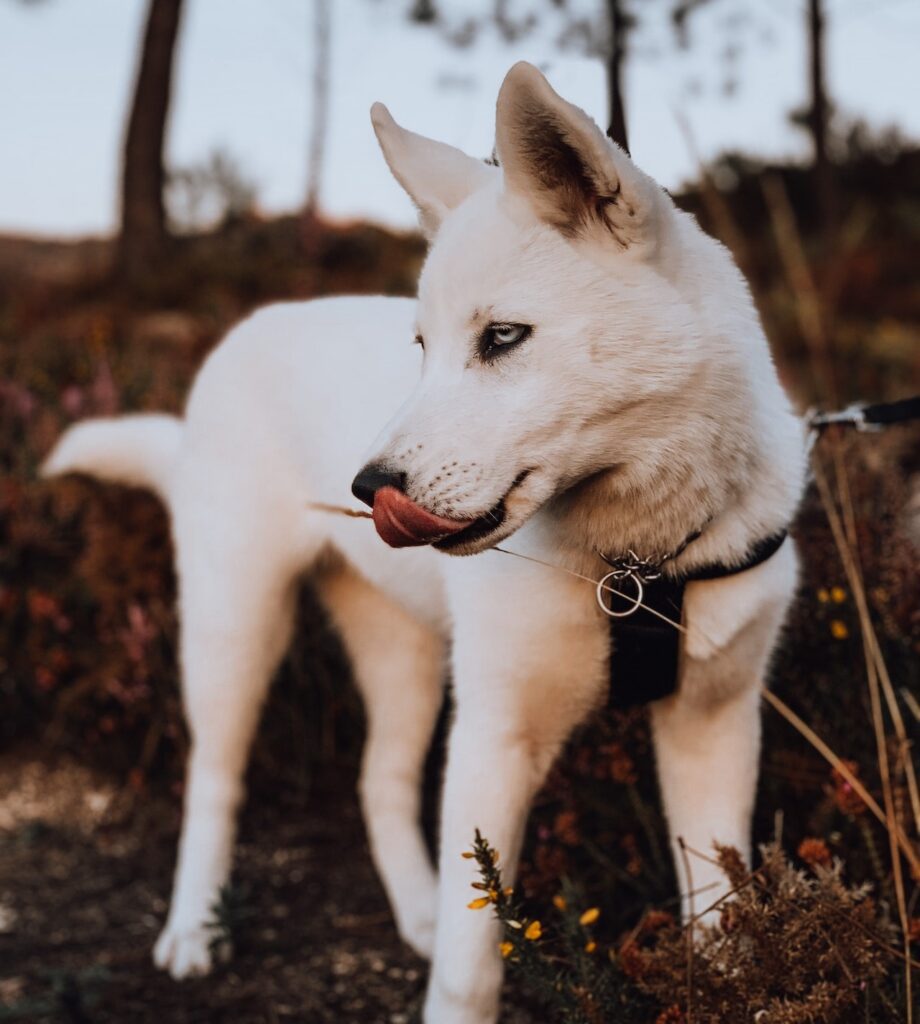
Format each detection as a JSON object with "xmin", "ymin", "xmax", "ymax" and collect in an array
[
  {"xmin": 317, "ymin": 562, "xmax": 444, "ymax": 959},
  {"xmin": 153, "ymin": 510, "xmax": 300, "ymax": 979}
]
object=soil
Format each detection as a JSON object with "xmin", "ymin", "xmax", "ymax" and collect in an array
[{"xmin": 0, "ymin": 753, "xmax": 538, "ymax": 1024}]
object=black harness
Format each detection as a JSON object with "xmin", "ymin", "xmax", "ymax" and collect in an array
[
  {"xmin": 604, "ymin": 392, "xmax": 920, "ymax": 709},
  {"xmin": 605, "ymin": 530, "xmax": 789, "ymax": 709}
]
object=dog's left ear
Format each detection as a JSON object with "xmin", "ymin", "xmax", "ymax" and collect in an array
[
  {"xmin": 372, "ymin": 103, "xmax": 497, "ymax": 238},
  {"xmin": 495, "ymin": 63, "xmax": 668, "ymax": 254}
]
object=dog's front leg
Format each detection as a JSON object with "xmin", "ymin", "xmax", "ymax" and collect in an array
[
  {"xmin": 424, "ymin": 561, "xmax": 605, "ymax": 1024},
  {"xmin": 651, "ymin": 679, "xmax": 763, "ymax": 922},
  {"xmin": 650, "ymin": 544, "xmax": 798, "ymax": 923}
]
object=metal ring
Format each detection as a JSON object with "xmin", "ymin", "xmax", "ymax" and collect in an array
[{"xmin": 595, "ymin": 570, "xmax": 644, "ymax": 619}]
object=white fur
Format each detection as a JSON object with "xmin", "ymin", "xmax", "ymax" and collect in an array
[
  {"xmin": 44, "ymin": 64, "xmax": 805, "ymax": 1023},
  {"xmin": 43, "ymin": 413, "xmax": 181, "ymax": 499}
]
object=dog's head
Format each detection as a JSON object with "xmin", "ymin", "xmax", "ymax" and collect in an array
[{"xmin": 354, "ymin": 63, "xmax": 738, "ymax": 555}]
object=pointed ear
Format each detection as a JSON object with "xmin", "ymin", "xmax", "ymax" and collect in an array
[
  {"xmin": 371, "ymin": 103, "xmax": 497, "ymax": 238},
  {"xmin": 495, "ymin": 63, "xmax": 668, "ymax": 253}
]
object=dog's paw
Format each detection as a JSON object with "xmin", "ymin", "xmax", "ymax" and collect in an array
[{"xmin": 153, "ymin": 923, "xmax": 229, "ymax": 979}]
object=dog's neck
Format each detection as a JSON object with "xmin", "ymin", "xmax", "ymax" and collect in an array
[
  {"xmin": 549, "ymin": 460, "xmax": 730, "ymax": 570},
  {"xmin": 546, "ymin": 399, "xmax": 790, "ymax": 574}
]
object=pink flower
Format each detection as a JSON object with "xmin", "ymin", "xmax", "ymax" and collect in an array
[{"xmin": 61, "ymin": 386, "xmax": 84, "ymax": 416}]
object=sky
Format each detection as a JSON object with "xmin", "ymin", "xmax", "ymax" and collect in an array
[{"xmin": 0, "ymin": 0, "xmax": 918, "ymax": 237}]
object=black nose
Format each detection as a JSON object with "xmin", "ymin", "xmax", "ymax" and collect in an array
[{"xmin": 351, "ymin": 464, "xmax": 407, "ymax": 508}]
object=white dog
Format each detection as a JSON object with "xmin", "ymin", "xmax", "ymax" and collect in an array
[{"xmin": 44, "ymin": 64, "xmax": 805, "ymax": 1023}]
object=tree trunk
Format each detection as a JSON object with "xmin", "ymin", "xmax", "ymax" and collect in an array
[
  {"xmin": 604, "ymin": 0, "xmax": 629, "ymax": 154},
  {"xmin": 118, "ymin": 0, "xmax": 184, "ymax": 284},
  {"xmin": 305, "ymin": 0, "xmax": 332, "ymax": 219},
  {"xmin": 807, "ymin": 0, "xmax": 834, "ymax": 245}
]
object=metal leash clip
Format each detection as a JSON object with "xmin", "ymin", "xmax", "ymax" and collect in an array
[
  {"xmin": 807, "ymin": 403, "xmax": 880, "ymax": 433},
  {"xmin": 595, "ymin": 549, "xmax": 663, "ymax": 619}
]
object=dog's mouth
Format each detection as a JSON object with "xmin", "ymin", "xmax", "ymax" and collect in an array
[
  {"xmin": 433, "ymin": 470, "xmax": 533, "ymax": 552},
  {"xmin": 370, "ymin": 470, "xmax": 533, "ymax": 553}
]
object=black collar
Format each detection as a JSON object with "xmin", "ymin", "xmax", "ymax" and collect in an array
[{"xmin": 678, "ymin": 529, "xmax": 789, "ymax": 583}]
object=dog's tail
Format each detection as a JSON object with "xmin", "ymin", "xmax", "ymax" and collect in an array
[{"xmin": 42, "ymin": 414, "xmax": 183, "ymax": 502}]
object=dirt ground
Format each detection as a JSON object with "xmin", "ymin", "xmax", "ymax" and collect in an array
[{"xmin": 0, "ymin": 753, "xmax": 537, "ymax": 1024}]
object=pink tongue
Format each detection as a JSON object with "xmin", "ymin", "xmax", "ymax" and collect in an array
[{"xmin": 372, "ymin": 486, "xmax": 471, "ymax": 548}]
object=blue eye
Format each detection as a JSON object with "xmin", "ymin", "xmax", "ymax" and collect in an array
[
  {"xmin": 482, "ymin": 323, "xmax": 531, "ymax": 360},
  {"xmin": 491, "ymin": 323, "xmax": 529, "ymax": 346}
]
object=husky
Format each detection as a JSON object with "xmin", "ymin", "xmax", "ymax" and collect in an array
[{"xmin": 43, "ymin": 64, "xmax": 805, "ymax": 1023}]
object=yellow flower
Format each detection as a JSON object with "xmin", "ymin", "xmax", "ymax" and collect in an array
[
  {"xmin": 467, "ymin": 896, "xmax": 491, "ymax": 910},
  {"xmin": 831, "ymin": 586, "xmax": 847, "ymax": 603},
  {"xmin": 584, "ymin": 940, "xmax": 597, "ymax": 953},
  {"xmin": 461, "ymin": 850, "xmax": 475, "ymax": 859},
  {"xmin": 524, "ymin": 920, "xmax": 542, "ymax": 941},
  {"xmin": 579, "ymin": 907, "xmax": 601, "ymax": 926},
  {"xmin": 817, "ymin": 588, "xmax": 830, "ymax": 603},
  {"xmin": 830, "ymin": 620, "xmax": 849, "ymax": 640},
  {"xmin": 503, "ymin": 887, "xmax": 514, "ymax": 897},
  {"xmin": 553, "ymin": 894, "xmax": 567, "ymax": 912},
  {"xmin": 499, "ymin": 941, "xmax": 514, "ymax": 959}
]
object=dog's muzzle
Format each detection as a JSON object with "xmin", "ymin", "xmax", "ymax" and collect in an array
[{"xmin": 351, "ymin": 465, "xmax": 472, "ymax": 548}]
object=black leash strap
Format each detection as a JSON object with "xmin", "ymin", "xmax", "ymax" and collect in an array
[
  {"xmin": 809, "ymin": 394, "xmax": 920, "ymax": 433},
  {"xmin": 863, "ymin": 395, "xmax": 920, "ymax": 427}
]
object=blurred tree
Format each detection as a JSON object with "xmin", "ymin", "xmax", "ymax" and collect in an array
[
  {"xmin": 670, "ymin": 2, "xmax": 767, "ymax": 102},
  {"xmin": 551, "ymin": 0, "xmax": 636, "ymax": 151},
  {"xmin": 410, "ymin": 0, "xmax": 437, "ymax": 26},
  {"xmin": 408, "ymin": 0, "xmax": 636, "ymax": 152},
  {"xmin": 533, "ymin": 0, "xmax": 636, "ymax": 151},
  {"xmin": 118, "ymin": 0, "xmax": 185, "ymax": 284},
  {"xmin": 604, "ymin": 0, "xmax": 632, "ymax": 152},
  {"xmin": 806, "ymin": 0, "xmax": 835, "ymax": 247},
  {"xmin": 673, "ymin": 0, "xmax": 836, "ymax": 245},
  {"xmin": 305, "ymin": 0, "xmax": 332, "ymax": 218},
  {"xmin": 166, "ymin": 149, "xmax": 257, "ymax": 234}
]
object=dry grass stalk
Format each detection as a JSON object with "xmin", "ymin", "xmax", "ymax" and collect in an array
[
  {"xmin": 675, "ymin": 112, "xmax": 752, "ymax": 279},
  {"xmin": 761, "ymin": 168, "xmax": 916, "ymax": 1021},
  {"xmin": 633, "ymin": 843, "xmax": 892, "ymax": 1023},
  {"xmin": 813, "ymin": 455, "xmax": 915, "ymax": 1018},
  {"xmin": 306, "ymin": 501, "xmax": 373, "ymax": 519},
  {"xmin": 762, "ymin": 689, "xmax": 918, "ymax": 873},
  {"xmin": 677, "ymin": 837, "xmax": 695, "ymax": 1023},
  {"xmin": 760, "ymin": 172, "xmax": 837, "ymax": 403},
  {"xmin": 828, "ymin": 443, "xmax": 920, "ymax": 836}
]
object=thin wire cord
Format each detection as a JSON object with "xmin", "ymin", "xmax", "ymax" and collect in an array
[
  {"xmin": 308, "ymin": 499, "xmax": 920, "ymax": 876},
  {"xmin": 494, "ymin": 545, "xmax": 688, "ymax": 633},
  {"xmin": 308, "ymin": 506, "xmax": 688, "ymax": 632}
]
